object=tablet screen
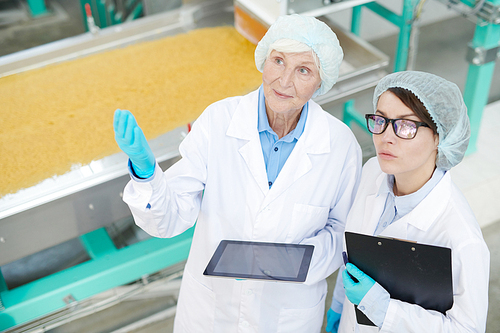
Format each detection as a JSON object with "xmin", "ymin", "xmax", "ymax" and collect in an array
[{"xmin": 203, "ymin": 240, "xmax": 314, "ymax": 282}]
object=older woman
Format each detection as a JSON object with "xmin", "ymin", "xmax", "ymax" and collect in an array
[
  {"xmin": 114, "ymin": 14, "xmax": 362, "ymax": 332},
  {"xmin": 327, "ymin": 71, "xmax": 489, "ymax": 332}
]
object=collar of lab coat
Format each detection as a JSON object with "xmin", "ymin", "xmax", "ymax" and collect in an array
[
  {"xmin": 226, "ymin": 89, "xmax": 331, "ymax": 200},
  {"xmin": 226, "ymin": 89, "xmax": 331, "ymax": 154},
  {"xmin": 374, "ymin": 171, "xmax": 452, "ymax": 233}
]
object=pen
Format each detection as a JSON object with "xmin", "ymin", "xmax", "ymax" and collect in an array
[{"xmin": 342, "ymin": 251, "xmax": 359, "ymax": 283}]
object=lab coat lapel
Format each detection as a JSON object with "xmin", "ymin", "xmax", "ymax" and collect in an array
[
  {"xmin": 226, "ymin": 91, "xmax": 269, "ymax": 196},
  {"xmin": 239, "ymin": 139, "xmax": 269, "ymax": 196},
  {"xmin": 358, "ymin": 173, "xmax": 387, "ymax": 236},
  {"xmin": 400, "ymin": 172, "xmax": 451, "ymax": 233},
  {"xmin": 360, "ymin": 194, "xmax": 383, "ymax": 236},
  {"xmin": 377, "ymin": 173, "xmax": 452, "ymax": 239},
  {"xmin": 262, "ymin": 139, "xmax": 312, "ymax": 207},
  {"xmin": 261, "ymin": 103, "xmax": 330, "ymax": 208},
  {"xmin": 379, "ymin": 218, "xmax": 408, "ymax": 239},
  {"xmin": 372, "ymin": 172, "xmax": 408, "ymax": 239}
]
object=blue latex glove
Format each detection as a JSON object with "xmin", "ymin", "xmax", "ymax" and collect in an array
[
  {"xmin": 325, "ymin": 308, "xmax": 341, "ymax": 332},
  {"xmin": 342, "ymin": 263, "xmax": 375, "ymax": 305},
  {"xmin": 113, "ymin": 109, "xmax": 155, "ymax": 178}
]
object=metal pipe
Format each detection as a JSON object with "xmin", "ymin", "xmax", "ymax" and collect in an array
[{"xmin": 110, "ymin": 306, "xmax": 177, "ymax": 333}]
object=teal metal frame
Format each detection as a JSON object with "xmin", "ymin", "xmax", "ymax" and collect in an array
[
  {"xmin": 343, "ymin": 5, "xmax": 369, "ymax": 131},
  {"xmin": 364, "ymin": 0, "xmax": 419, "ymax": 72},
  {"xmin": 26, "ymin": 0, "xmax": 49, "ymax": 17},
  {"xmin": 80, "ymin": 0, "xmax": 143, "ymax": 31},
  {"xmin": 343, "ymin": 0, "xmax": 418, "ymax": 131},
  {"xmin": 462, "ymin": 0, "xmax": 500, "ymax": 153},
  {"xmin": 81, "ymin": 0, "xmax": 119, "ymax": 30},
  {"xmin": 0, "ymin": 227, "xmax": 193, "ymax": 331}
]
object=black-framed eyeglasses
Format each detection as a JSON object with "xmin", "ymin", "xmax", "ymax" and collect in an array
[{"xmin": 365, "ymin": 114, "xmax": 430, "ymax": 139}]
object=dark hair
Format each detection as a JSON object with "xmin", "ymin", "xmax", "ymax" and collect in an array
[{"xmin": 387, "ymin": 87, "xmax": 438, "ymax": 134}]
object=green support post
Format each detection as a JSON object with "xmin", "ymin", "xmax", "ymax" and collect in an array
[
  {"xmin": 0, "ymin": 271, "xmax": 7, "ymax": 293},
  {"xmin": 79, "ymin": 227, "xmax": 118, "ymax": 259},
  {"xmin": 80, "ymin": 0, "xmax": 132, "ymax": 31},
  {"xmin": 343, "ymin": 100, "xmax": 368, "ymax": 131},
  {"xmin": 342, "ymin": 6, "xmax": 370, "ymax": 133},
  {"xmin": 351, "ymin": 5, "xmax": 362, "ymax": 36},
  {"xmin": 463, "ymin": 0, "xmax": 500, "ymax": 154},
  {"xmin": 394, "ymin": 0, "xmax": 416, "ymax": 71},
  {"xmin": 126, "ymin": 1, "xmax": 144, "ymax": 22},
  {"xmin": 364, "ymin": 2, "xmax": 403, "ymax": 26},
  {"xmin": 26, "ymin": 0, "xmax": 49, "ymax": 17},
  {"xmin": 364, "ymin": 0, "xmax": 417, "ymax": 72},
  {"xmin": 96, "ymin": 0, "xmax": 110, "ymax": 28},
  {"xmin": 0, "ymin": 270, "xmax": 6, "ymax": 310},
  {"xmin": 108, "ymin": 3, "xmax": 122, "ymax": 25}
]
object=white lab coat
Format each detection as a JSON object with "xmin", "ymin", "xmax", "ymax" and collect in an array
[
  {"xmin": 337, "ymin": 157, "xmax": 490, "ymax": 333},
  {"xmin": 123, "ymin": 89, "xmax": 362, "ymax": 332}
]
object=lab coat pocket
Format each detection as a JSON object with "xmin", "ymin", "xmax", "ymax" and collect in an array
[
  {"xmin": 288, "ymin": 203, "xmax": 329, "ymax": 242},
  {"xmin": 176, "ymin": 271, "xmax": 216, "ymax": 332},
  {"xmin": 276, "ymin": 292, "xmax": 326, "ymax": 333}
]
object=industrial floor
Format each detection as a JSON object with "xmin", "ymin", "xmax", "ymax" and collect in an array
[{"xmin": 1, "ymin": 0, "xmax": 499, "ymax": 332}]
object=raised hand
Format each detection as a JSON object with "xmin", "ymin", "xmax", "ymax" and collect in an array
[{"xmin": 113, "ymin": 109, "xmax": 156, "ymax": 178}]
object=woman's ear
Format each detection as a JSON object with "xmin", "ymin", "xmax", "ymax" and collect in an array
[{"xmin": 434, "ymin": 134, "xmax": 440, "ymax": 148}]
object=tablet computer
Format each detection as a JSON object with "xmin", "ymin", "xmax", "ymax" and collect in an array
[{"xmin": 203, "ymin": 240, "xmax": 314, "ymax": 282}]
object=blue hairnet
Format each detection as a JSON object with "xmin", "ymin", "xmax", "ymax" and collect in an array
[
  {"xmin": 373, "ymin": 71, "xmax": 470, "ymax": 170},
  {"xmin": 255, "ymin": 14, "xmax": 343, "ymax": 98}
]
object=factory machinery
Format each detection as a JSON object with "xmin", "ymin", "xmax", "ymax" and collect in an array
[{"xmin": 0, "ymin": 0, "xmax": 497, "ymax": 330}]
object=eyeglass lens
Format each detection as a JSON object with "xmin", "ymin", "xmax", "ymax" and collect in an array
[{"xmin": 367, "ymin": 115, "xmax": 418, "ymax": 139}]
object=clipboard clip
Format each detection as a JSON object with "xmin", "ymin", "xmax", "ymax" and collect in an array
[{"xmin": 376, "ymin": 235, "xmax": 418, "ymax": 244}]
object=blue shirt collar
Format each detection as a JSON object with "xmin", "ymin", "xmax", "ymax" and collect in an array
[
  {"xmin": 257, "ymin": 85, "xmax": 308, "ymax": 142},
  {"xmin": 378, "ymin": 168, "xmax": 446, "ymax": 218}
]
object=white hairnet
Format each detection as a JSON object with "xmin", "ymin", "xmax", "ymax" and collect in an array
[
  {"xmin": 255, "ymin": 14, "xmax": 343, "ymax": 98},
  {"xmin": 373, "ymin": 71, "xmax": 470, "ymax": 170}
]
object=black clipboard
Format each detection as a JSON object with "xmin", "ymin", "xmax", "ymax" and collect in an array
[
  {"xmin": 203, "ymin": 240, "xmax": 314, "ymax": 282},
  {"xmin": 345, "ymin": 232, "xmax": 453, "ymax": 326}
]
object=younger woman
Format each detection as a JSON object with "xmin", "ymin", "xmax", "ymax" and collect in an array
[{"xmin": 326, "ymin": 71, "xmax": 489, "ymax": 332}]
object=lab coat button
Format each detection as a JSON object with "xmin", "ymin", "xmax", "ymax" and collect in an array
[
  {"xmin": 242, "ymin": 321, "xmax": 249, "ymax": 327},
  {"xmin": 359, "ymin": 305, "xmax": 365, "ymax": 311},
  {"xmin": 246, "ymin": 289, "xmax": 253, "ymax": 295}
]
